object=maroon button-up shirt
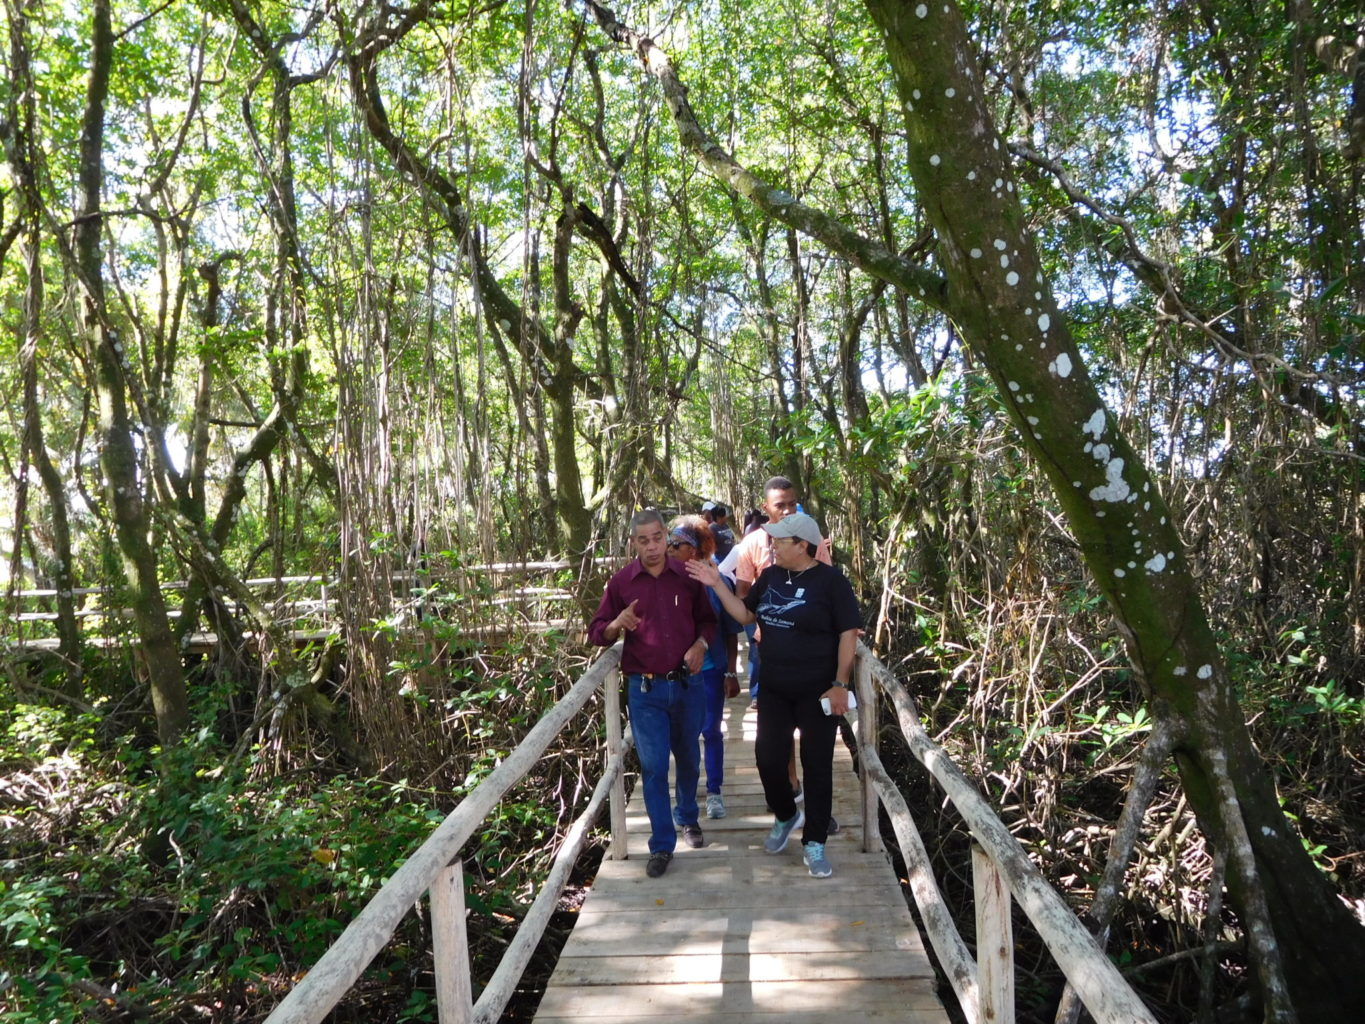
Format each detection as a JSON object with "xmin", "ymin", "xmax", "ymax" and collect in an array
[{"xmin": 587, "ymin": 557, "xmax": 718, "ymax": 675}]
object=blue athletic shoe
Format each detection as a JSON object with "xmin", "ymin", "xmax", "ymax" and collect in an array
[
  {"xmin": 764, "ymin": 809, "xmax": 804, "ymax": 854},
  {"xmin": 803, "ymin": 841, "xmax": 833, "ymax": 877}
]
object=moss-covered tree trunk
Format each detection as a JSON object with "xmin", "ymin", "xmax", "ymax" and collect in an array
[
  {"xmin": 75, "ymin": 0, "xmax": 188, "ymax": 746},
  {"xmin": 549, "ymin": 205, "xmax": 594, "ymax": 556},
  {"xmin": 860, "ymin": 2, "xmax": 1365, "ymax": 1018}
]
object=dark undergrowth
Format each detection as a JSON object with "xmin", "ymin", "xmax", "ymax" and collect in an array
[
  {"xmin": 5, "ymin": 617, "xmax": 1362, "ymax": 1024},
  {"xmin": 861, "ymin": 644, "xmax": 1365, "ymax": 1024},
  {"xmin": 0, "ymin": 629, "xmax": 608, "ymax": 1024}
]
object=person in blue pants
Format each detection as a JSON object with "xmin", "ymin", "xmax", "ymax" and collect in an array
[{"xmin": 667, "ymin": 516, "xmax": 742, "ymax": 819}]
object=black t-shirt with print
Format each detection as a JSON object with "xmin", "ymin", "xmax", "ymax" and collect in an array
[{"xmin": 745, "ymin": 561, "xmax": 863, "ymax": 692}]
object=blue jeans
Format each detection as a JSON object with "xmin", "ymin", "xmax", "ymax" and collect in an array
[
  {"xmin": 746, "ymin": 624, "xmax": 761, "ymax": 699},
  {"xmin": 700, "ymin": 667, "xmax": 726, "ymax": 794},
  {"xmin": 628, "ymin": 673, "xmax": 705, "ymax": 854}
]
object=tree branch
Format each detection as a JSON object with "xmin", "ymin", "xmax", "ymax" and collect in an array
[{"xmin": 574, "ymin": 0, "xmax": 949, "ymax": 310}]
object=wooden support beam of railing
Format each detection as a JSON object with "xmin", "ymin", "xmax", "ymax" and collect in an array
[
  {"xmin": 856, "ymin": 728, "xmax": 982, "ymax": 1022},
  {"xmin": 974, "ymin": 844, "xmax": 1015, "ymax": 1024},
  {"xmin": 470, "ymin": 729, "xmax": 633, "ymax": 1024},
  {"xmin": 604, "ymin": 668, "xmax": 628, "ymax": 860},
  {"xmin": 431, "ymin": 858, "xmax": 473, "ymax": 1023},
  {"xmin": 854, "ymin": 656, "xmax": 883, "ymax": 855},
  {"xmin": 262, "ymin": 647, "xmax": 622, "ymax": 1024},
  {"xmin": 861, "ymin": 646, "xmax": 1159, "ymax": 1024}
]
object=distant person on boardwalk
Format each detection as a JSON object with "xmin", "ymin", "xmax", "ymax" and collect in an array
[
  {"xmin": 708, "ymin": 504, "xmax": 737, "ymax": 561},
  {"xmin": 717, "ymin": 507, "xmax": 766, "ymax": 576},
  {"xmin": 686, "ymin": 512, "xmax": 862, "ymax": 878},
  {"xmin": 718, "ymin": 506, "xmax": 769, "ymax": 699},
  {"xmin": 668, "ymin": 515, "xmax": 743, "ymax": 820},
  {"xmin": 588, "ymin": 510, "xmax": 717, "ymax": 878}
]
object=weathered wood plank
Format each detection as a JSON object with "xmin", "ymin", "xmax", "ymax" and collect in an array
[
  {"xmin": 559, "ymin": 905, "xmax": 925, "ymax": 956},
  {"xmin": 584, "ymin": 855, "xmax": 891, "ymax": 909},
  {"xmin": 548, "ymin": 949, "xmax": 934, "ymax": 985},
  {"xmin": 974, "ymin": 843, "xmax": 1016, "ymax": 1024},
  {"xmin": 535, "ymin": 978, "xmax": 946, "ymax": 1017},
  {"xmin": 429, "ymin": 860, "xmax": 472, "ymax": 1024},
  {"xmin": 534, "ymin": 1010, "xmax": 943, "ymax": 1024},
  {"xmin": 532, "ymin": 698, "xmax": 950, "ymax": 1024}
]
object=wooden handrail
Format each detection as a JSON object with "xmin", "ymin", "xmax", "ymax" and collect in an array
[
  {"xmin": 854, "ymin": 642, "xmax": 1158, "ymax": 1024},
  {"xmin": 853, "ymin": 666, "xmax": 981, "ymax": 1018},
  {"xmin": 262, "ymin": 645, "xmax": 624, "ymax": 1024},
  {"xmin": 251, "ymin": 634, "xmax": 1154, "ymax": 1024},
  {"xmin": 5, "ymin": 561, "xmax": 618, "ymax": 650},
  {"xmin": 469, "ymin": 722, "xmax": 634, "ymax": 1024}
]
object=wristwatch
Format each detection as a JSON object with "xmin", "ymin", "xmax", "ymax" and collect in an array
[{"xmin": 832, "ymin": 681, "xmax": 849, "ymax": 689}]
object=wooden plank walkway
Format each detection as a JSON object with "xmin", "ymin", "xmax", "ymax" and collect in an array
[{"xmin": 535, "ymin": 696, "xmax": 952, "ymax": 1023}]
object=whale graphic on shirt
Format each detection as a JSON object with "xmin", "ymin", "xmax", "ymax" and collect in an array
[{"xmin": 757, "ymin": 589, "xmax": 806, "ymax": 627}]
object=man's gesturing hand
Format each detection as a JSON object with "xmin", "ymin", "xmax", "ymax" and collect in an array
[{"xmin": 613, "ymin": 599, "xmax": 642, "ymax": 633}]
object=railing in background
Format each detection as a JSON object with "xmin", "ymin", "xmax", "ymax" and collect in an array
[
  {"xmin": 5, "ymin": 559, "xmax": 624, "ymax": 652},
  {"xmin": 851, "ymin": 641, "xmax": 1157, "ymax": 1024}
]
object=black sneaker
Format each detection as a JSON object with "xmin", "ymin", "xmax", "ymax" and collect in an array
[
  {"xmin": 828, "ymin": 815, "xmax": 840, "ymax": 835},
  {"xmin": 792, "ymin": 780, "xmax": 804, "ymax": 804},
  {"xmin": 681, "ymin": 824, "xmax": 704, "ymax": 849},
  {"xmin": 646, "ymin": 851, "xmax": 673, "ymax": 878}
]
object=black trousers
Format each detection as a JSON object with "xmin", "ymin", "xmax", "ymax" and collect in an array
[{"xmin": 755, "ymin": 681, "xmax": 839, "ymax": 845}]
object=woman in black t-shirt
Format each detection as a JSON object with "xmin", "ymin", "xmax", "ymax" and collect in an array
[{"xmin": 687, "ymin": 512, "xmax": 862, "ymax": 878}]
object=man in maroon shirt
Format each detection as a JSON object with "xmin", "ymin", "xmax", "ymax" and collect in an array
[{"xmin": 589, "ymin": 510, "xmax": 717, "ymax": 877}]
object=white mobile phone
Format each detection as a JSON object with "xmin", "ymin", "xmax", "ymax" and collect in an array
[{"xmin": 820, "ymin": 692, "xmax": 858, "ymax": 715}]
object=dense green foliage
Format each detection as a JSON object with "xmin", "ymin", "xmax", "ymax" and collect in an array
[
  {"xmin": 1, "ymin": 633, "xmax": 596, "ymax": 1021},
  {"xmin": 2, "ymin": 0, "xmax": 1362, "ymax": 1019}
]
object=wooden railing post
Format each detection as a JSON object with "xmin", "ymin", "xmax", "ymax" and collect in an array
[
  {"xmin": 604, "ymin": 660, "xmax": 628, "ymax": 860},
  {"xmin": 855, "ymin": 655, "xmax": 882, "ymax": 853},
  {"xmin": 973, "ymin": 843, "xmax": 1014, "ymax": 1024},
  {"xmin": 430, "ymin": 858, "xmax": 473, "ymax": 1024}
]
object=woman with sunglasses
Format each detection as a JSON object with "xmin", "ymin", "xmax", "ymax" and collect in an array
[{"xmin": 667, "ymin": 515, "xmax": 743, "ymax": 820}]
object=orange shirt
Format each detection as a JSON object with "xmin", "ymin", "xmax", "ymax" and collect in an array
[{"xmin": 732, "ymin": 528, "xmax": 832, "ymax": 585}]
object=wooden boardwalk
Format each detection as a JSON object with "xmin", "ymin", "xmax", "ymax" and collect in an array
[{"xmin": 535, "ymin": 697, "xmax": 952, "ymax": 1023}]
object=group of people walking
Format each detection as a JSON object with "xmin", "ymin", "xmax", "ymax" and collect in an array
[{"xmin": 588, "ymin": 477, "xmax": 863, "ymax": 880}]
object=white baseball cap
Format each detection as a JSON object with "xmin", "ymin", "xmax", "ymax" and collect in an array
[{"xmin": 762, "ymin": 512, "xmax": 822, "ymax": 547}]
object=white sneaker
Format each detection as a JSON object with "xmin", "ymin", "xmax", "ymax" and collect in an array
[{"xmin": 706, "ymin": 793, "xmax": 726, "ymax": 819}]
